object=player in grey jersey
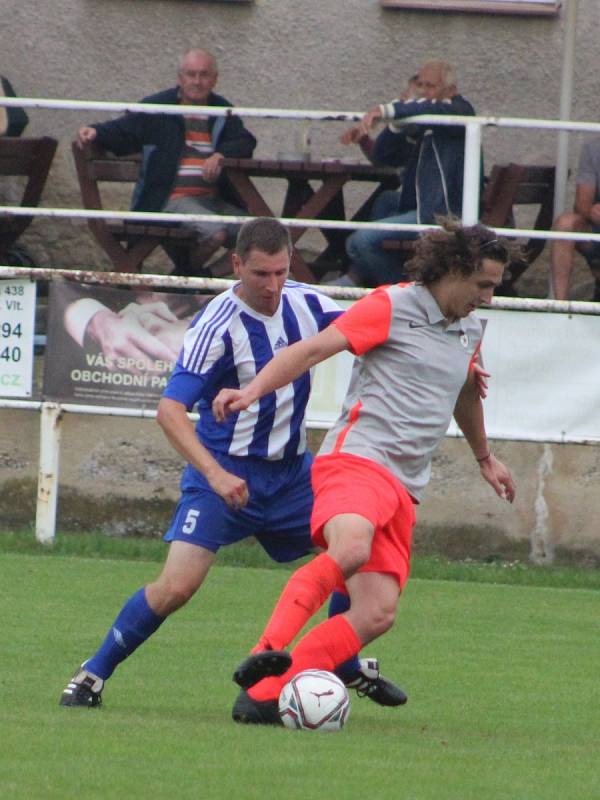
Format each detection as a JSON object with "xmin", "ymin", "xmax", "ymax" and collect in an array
[{"xmin": 213, "ymin": 221, "xmax": 516, "ymax": 725}]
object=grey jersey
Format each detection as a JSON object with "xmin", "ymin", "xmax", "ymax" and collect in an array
[{"xmin": 319, "ymin": 283, "xmax": 483, "ymax": 501}]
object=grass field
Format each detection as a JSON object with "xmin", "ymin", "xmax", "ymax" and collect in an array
[{"xmin": 2, "ymin": 546, "xmax": 599, "ymax": 800}]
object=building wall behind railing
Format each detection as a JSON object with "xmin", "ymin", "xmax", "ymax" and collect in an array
[
  {"xmin": 3, "ymin": 0, "xmax": 600, "ymax": 287},
  {"xmin": 2, "ymin": 406, "xmax": 599, "ymax": 566}
]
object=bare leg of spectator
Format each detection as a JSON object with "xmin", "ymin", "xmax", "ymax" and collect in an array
[{"xmin": 549, "ymin": 212, "xmax": 589, "ymax": 300}]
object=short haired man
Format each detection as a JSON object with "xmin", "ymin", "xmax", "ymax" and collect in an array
[
  {"xmin": 77, "ymin": 49, "xmax": 256, "ymax": 275},
  {"xmin": 213, "ymin": 222, "xmax": 515, "ymax": 725},
  {"xmin": 59, "ymin": 218, "xmax": 407, "ymax": 710},
  {"xmin": 550, "ymin": 137, "xmax": 600, "ymax": 300},
  {"xmin": 338, "ymin": 61, "xmax": 476, "ymax": 288}
]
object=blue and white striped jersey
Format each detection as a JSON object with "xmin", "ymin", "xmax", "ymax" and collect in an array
[{"xmin": 163, "ymin": 281, "xmax": 342, "ymax": 460}]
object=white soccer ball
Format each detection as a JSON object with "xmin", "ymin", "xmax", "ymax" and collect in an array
[{"xmin": 278, "ymin": 669, "xmax": 350, "ymax": 732}]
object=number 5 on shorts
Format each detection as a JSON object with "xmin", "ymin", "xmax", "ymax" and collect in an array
[{"xmin": 182, "ymin": 508, "xmax": 200, "ymax": 534}]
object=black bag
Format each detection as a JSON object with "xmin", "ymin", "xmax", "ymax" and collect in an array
[{"xmin": 1, "ymin": 76, "xmax": 29, "ymax": 137}]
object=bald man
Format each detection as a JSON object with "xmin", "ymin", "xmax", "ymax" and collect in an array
[{"xmin": 77, "ymin": 49, "xmax": 256, "ymax": 275}]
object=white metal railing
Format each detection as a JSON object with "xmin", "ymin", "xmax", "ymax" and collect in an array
[
  {"xmin": 4, "ymin": 206, "xmax": 600, "ymax": 247},
  {"xmin": 3, "ymin": 95, "xmax": 600, "ymax": 242},
  {"xmin": 5, "ymin": 95, "xmax": 600, "ymax": 132},
  {"xmin": 4, "ymin": 264, "xmax": 600, "ymax": 312}
]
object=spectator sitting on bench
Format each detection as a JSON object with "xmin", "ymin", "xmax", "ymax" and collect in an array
[
  {"xmin": 550, "ymin": 137, "xmax": 600, "ymax": 301},
  {"xmin": 339, "ymin": 74, "xmax": 420, "ymax": 164},
  {"xmin": 76, "ymin": 48, "xmax": 256, "ymax": 276},
  {"xmin": 333, "ymin": 60, "xmax": 475, "ymax": 288}
]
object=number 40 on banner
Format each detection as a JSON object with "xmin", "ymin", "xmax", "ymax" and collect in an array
[{"xmin": 0, "ymin": 279, "xmax": 37, "ymax": 398}]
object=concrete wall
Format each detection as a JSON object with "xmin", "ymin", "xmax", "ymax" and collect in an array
[
  {"xmin": 2, "ymin": 0, "xmax": 600, "ymax": 294},
  {"xmin": 1, "ymin": 406, "xmax": 599, "ymax": 566}
]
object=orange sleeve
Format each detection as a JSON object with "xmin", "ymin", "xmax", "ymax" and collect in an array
[
  {"xmin": 333, "ymin": 287, "xmax": 392, "ymax": 355},
  {"xmin": 468, "ymin": 318, "xmax": 487, "ymax": 370},
  {"xmin": 469, "ymin": 340, "xmax": 482, "ymax": 370}
]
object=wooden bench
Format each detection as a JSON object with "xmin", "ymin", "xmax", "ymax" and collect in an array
[
  {"xmin": 71, "ymin": 142, "xmax": 201, "ymax": 275},
  {"xmin": 480, "ymin": 163, "xmax": 555, "ymax": 287},
  {"xmin": 382, "ymin": 163, "xmax": 556, "ymax": 292},
  {"xmin": 0, "ymin": 136, "xmax": 58, "ymax": 260},
  {"xmin": 222, "ymin": 157, "xmax": 400, "ymax": 283}
]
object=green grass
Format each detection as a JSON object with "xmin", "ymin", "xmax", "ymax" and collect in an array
[
  {"xmin": 1, "ymin": 550, "xmax": 599, "ymax": 800},
  {"xmin": 2, "ymin": 528, "xmax": 600, "ymax": 590}
]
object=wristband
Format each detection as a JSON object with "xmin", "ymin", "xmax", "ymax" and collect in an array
[{"xmin": 476, "ymin": 452, "xmax": 491, "ymax": 464}]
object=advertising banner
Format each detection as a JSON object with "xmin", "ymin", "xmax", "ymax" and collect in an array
[
  {"xmin": 40, "ymin": 280, "xmax": 600, "ymax": 443},
  {"xmin": 309, "ymin": 305, "xmax": 600, "ymax": 444},
  {"xmin": 462, "ymin": 306, "xmax": 600, "ymax": 443},
  {"xmin": 0, "ymin": 278, "xmax": 36, "ymax": 398},
  {"xmin": 43, "ymin": 281, "xmax": 210, "ymax": 408}
]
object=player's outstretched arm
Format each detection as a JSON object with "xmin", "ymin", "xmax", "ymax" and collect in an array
[
  {"xmin": 157, "ymin": 397, "xmax": 249, "ymax": 510},
  {"xmin": 453, "ymin": 372, "xmax": 515, "ymax": 503},
  {"xmin": 212, "ymin": 325, "xmax": 350, "ymax": 421}
]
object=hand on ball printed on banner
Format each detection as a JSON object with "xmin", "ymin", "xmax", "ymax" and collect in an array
[
  {"xmin": 278, "ymin": 670, "xmax": 350, "ymax": 732},
  {"xmin": 43, "ymin": 282, "xmax": 210, "ymax": 408},
  {"xmin": 81, "ymin": 300, "xmax": 184, "ymax": 373}
]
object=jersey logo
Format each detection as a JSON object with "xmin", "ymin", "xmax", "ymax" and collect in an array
[
  {"xmin": 273, "ymin": 336, "xmax": 288, "ymax": 350},
  {"xmin": 408, "ymin": 320, "xmax": 429, "ymax": 328}
]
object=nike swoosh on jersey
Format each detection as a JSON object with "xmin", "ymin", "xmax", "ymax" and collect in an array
[{"xmin": 408, "ymin": 320, "xmax": 429, "ymax": 328}]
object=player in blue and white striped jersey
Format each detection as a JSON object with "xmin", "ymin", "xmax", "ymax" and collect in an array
[
  {"xmin": 60, "ymin": 218, "xmax": 407, "ymax": 711},
  {"xmin": 167, "ymin": 272, "xmax": 339, "ymax": 463}
]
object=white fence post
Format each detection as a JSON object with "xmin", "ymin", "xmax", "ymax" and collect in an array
[
  {"xmin": 554, "ymin": 0, "xmax": 579, "ymax": 218},
  {"xmin": 36, "ymin": 401, "xmax": 63, "ymax": 544},
  {"xmin": 462, "ymin": 121, "xmax": 482, "ymax": 226}
]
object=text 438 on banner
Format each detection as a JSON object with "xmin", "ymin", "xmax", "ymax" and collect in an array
[{"xmin": 0, "ymin": 279, "xmax": 37, "ymax": 398}]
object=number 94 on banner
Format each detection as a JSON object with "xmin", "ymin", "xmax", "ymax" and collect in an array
[{"xmin": 0, "ymin": 279, "xmax": 37, "ymax": 398}]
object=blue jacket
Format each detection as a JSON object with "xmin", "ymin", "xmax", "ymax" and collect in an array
[
  {"xmin": 372, "ymin": 94, "xmax": 475, "ymax": 224},
  {"xmin": 91, "ymin": 87, "xmax": 257, "ymax": 212}
]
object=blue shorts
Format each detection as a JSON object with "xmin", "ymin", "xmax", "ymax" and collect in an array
[{"xmin": 163, "ymin": 450, "xmax": 314, "ymax": 563}]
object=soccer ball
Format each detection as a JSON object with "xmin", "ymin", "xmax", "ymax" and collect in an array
[{"xmin": 278, "ymin": 669, "xmax": 350, "ymax": 732}]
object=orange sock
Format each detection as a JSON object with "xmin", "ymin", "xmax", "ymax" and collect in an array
[
  {"xmin": 251, "ymin": 552, "xmax": 344, "ymax": 653},
  {"xmin": 249, "ymin": 615, "xmax": 362, "ymax": 702}
]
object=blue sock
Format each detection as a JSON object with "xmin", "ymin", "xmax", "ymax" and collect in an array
[
  {"xmin": 328, "ymin": 590, "xmax": 361, "ymax": 679},
  {"xmin": 85, "ymin": 588, "xmax": 165, "ymax": 680}
]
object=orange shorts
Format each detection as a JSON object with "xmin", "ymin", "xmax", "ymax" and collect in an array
[{"xmin": 310, "ymin": 452, "xmax": 417, "ymax": 588}]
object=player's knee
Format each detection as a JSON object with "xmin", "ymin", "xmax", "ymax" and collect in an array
[
  {"xmin": 374, "ymin": 604, "xmax": 397, "ymax": 636},
  {"xmin": 364, "ymin": 603, "xmax": 396, "ymax": 639},
  {"xmin": 169, "ymin": 583, "xmax": 196, "ymax": 610},
  {"xmin": 348, "ymin": 600, "xmax": 396, "ymax": 642},
  {"xmin": 332, "ymin": 539, "xmax": 371, "ymax": 576},
  {"xmin": 147, "ymin": 577, "xmax": 197, "ymax": 615}
]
